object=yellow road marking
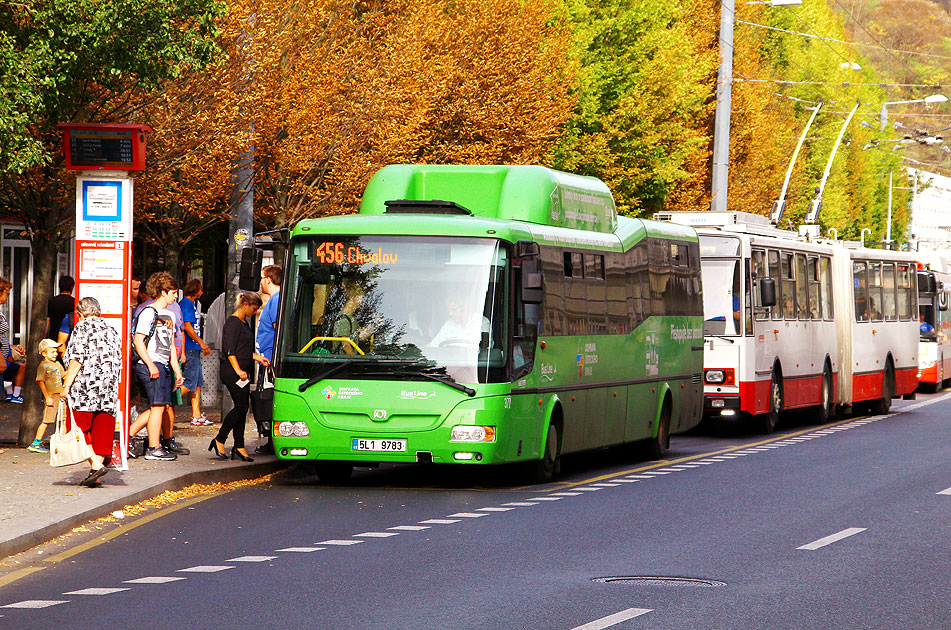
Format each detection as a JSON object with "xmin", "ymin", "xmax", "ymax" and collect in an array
[
  {"xmin": 545, "ymin": 415, "xmax": 868, "ymax": 491},
  {"xmin": 0, "ymin": 493, "xmax": 218, "ymax": 590}
]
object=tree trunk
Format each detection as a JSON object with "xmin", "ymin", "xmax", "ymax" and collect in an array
[{"xmin": 17, "ymin": 237, "xmax": 58, "ymax": 446}]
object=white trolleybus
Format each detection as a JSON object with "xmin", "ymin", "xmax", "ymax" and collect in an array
[
  {"xmin": 656, "ymin": 211, "xmax": 919, "ymax": 432},
  {"xmin": 916, "ymin": 255, "xmax": 951, "ymax": 392}
]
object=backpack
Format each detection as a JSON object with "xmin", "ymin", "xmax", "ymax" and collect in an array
[{"xmin": 130, "ymin": 306, "xmax": 159, "ymax": 364}]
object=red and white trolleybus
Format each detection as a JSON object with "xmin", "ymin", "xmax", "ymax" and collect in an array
[
  {"xmin": 915, "ymin": 257, "xmax": 951, "ymax": 392},
  {"xmin": 657, "ymin": 211, "xmax": 918, "ymax": 432}
]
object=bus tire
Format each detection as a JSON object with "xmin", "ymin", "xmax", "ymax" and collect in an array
[
  {"xmin": 870, "ymin": 361, "xmax": 894, "ymax": 416},
  {"xmin": 757, "ymin": 373, "xmax": 782, "ymax": 434},
  {"xmin": 642, "ymin": 398, "xmax": 671, "ymax": 460},
  {"xmin": 524, "ymin": 423, "xmax": 559, "ymax": 484},
  {"xmin": 813, "ymin": 365, "xmax": 833, "ymax": 424},
  {"xmin": 314, "ymin": 461, "xmax": 354, "ymax": 484}
]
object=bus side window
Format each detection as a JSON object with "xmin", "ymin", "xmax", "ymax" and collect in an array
[
  {"xmin": 898, "ymin": 263, "xmax": 914, "ymax": 320},
  {"xmin": 807, "ymin": 256, "xmax": 820, "ymax": 320},
  {"xmin": 782, "ymin": 252, "xmax": 796, "ymax": 319},
  {"xmin": 541, "ymin": 246, "xmax": 565, "ymax": 336},
  {"xmin": 751, "ymin": 249, "xmax": 768, "ymax": 320},
  {"xmin": 796, "ymin": 254, "xmax": 809, "ymax": 320},
  {"xmin": 854, "ymin": 261, "xmax": 869, "ymax": 321},
  {"xmin": 821, "ymin": 257, "xmax": 834, "ymax": 320},
  {"xmin": 869, "ymin": 262, "xmax": 884, "ymax": 321},
  {"xmin": 606, "ymin": 253, "xmax": 628, "ymax": 334},
  {"xmin": 882, "ymin": 263, "xmax": 896, "ymax": 321},
  {"xmin": 768, "ymin": 250, "xmax": 781, "ymax": 321}
]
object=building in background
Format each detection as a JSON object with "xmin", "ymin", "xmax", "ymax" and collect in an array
[{"xmin": 908, "ymin": 169, "xmax": 951, "ymax": 253}]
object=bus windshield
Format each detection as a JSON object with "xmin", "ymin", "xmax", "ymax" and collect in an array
[
  {"xmin": 279, "ymin": 235, "xmax": 509, "ymax": 385},
  {"xmin": 701, "ymin": 258, "xmax": 742, "ymax": 336}
]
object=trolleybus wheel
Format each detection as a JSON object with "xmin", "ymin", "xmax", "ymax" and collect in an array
[
  {"xmin": 870, "ymin": 362, "xmax": 894, "ymax": 416},
  {"xmin": 524, "ymin": 423, "xmax": 559, "ymax": 484},
  {"xmin": 814, "ymin": 366, "xmax": 833, "ymax": 424},
  {"xmin": 642, "ymin": 399, "xmax": 671, "ymax": 460},
  {"xmin": 314, "ymin": 461, "xmax": 354, "ymax": 484},
  {"xmin": 758, "ymin": 374, "xmax": 782, "ymax": 434}
]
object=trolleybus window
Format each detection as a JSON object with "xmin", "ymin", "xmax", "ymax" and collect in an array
[
  {"xmin": 281, "ymin": 236, "xmax": 509, "ymax": 384},
  {"xmin": 883, "ymin": 263, "xmax": 896, "ymax": 321},
  {"xmin": 751, "ymin": 249, "xmax": 769, "ymax": 321},
  {"xmin": 854, "ymin": 261, "xmax": 869, "ymax": 321},
  {"xmin": 807, "ymin": 256, "xmax": 821, "ymax": 320},
  {"xmin": 701, "ymin": 258, "xmax": 741, "ymax": 336},
  {"xmin": 769, "ymin": 250, "xmax": 781, "ymax": 321},
  {"xmin": 869, "ymin": 262, "xmax": 884, "ymax": 321},
  {"xmin": 782, "ymin": 252, "xmax": 796, "ymax": 319},
  {"xmin": 821, "ymin": 257, "xmax": 834, "ymax": 320},
  {"xmin": 796, "ymin": 254, "xmax": 809, "ymax": 320},
  {"xmin": 898, "ymin": 263, "xmax": 915, "ymax": 320}
]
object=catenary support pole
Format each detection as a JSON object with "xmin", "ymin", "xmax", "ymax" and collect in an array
[{"xmin": 711, "ymin": 0, "xmax": 735, "ymax": 213}]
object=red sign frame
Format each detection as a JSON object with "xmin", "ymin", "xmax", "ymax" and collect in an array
[{"xmin": 59, "ymin": 123, "xmax": 152, "ymax": 171}]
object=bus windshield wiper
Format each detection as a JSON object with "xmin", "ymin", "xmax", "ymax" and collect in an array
[
  {"xmin": 298, "ymin": 358, "xmax": 434, "ymax": 393},
  {"xmin": 389, "ymin": 369, "xmax": 476, "ymax": 397}
]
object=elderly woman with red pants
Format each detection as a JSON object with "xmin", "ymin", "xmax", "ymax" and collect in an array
[{"xmin": 62, "ymin": 296, "xmax": 122, "ymax": 487}]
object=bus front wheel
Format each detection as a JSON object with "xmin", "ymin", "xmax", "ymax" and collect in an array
[
  {"xmin": 524, "ymin": 423, "xmax": 559, "ymax": 484},
  {"xmin": 757, "ymin": 375, "xmax": 782, "ymax": 434}
]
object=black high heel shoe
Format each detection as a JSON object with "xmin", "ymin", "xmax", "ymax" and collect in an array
[
  {"xmin": 231, "ymin": 447, "xmax": 254, "ymax": 462},
  {"xmin": 208, "ymin": 439, "xmax": 227, "ymax": 459}
]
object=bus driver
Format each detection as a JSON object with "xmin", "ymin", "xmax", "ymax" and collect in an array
[{"xmin": 429, "ymin": 294, "xmax": 490, "ymax": 348}]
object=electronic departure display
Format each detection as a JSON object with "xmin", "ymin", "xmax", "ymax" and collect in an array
[{"xmin": 59, "ymin": 123, "xmax": 152, "ymax": 171}]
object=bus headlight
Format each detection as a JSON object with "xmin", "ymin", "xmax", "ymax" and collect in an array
[
  {"xmin": 704, "ymin": 368, "xmax": 735, "ymax": 385},
  {"xmin": 276, "ymin": 421, "xmax": 310, "ymax": 437},
  {"xmin": 450, "ymin": 425, "xmax": 496, "ymax": 442}
]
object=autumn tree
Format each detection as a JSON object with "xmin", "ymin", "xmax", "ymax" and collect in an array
[{"xmin": 0, "ymin": 0, "xmax": 225, "ymax": 446}]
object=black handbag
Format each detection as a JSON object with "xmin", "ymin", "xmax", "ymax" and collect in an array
[{"xmin": 250, "ymin": 365, "xmax": 274, "ymax": 437}]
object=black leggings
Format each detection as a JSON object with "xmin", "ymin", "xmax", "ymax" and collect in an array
[{"xmin": 217, "ymin": 376, "xmax": 250, "ymax": 449}]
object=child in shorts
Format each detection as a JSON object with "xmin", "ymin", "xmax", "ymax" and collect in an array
[{"xmin": 27, "ymin": 338, "xmax": 65, "ymax": 453}]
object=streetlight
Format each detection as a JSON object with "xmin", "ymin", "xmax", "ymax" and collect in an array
[{"xmin": 880, "ymin": 94, "xmax": 948, "ymax": 130}]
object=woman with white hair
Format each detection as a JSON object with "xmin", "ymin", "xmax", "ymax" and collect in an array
[{"xmin": 62, "ymin": 297, "xmax": 122, "ymax": 487}]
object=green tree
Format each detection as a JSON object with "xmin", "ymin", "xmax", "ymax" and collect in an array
[{"xmin": 0, "ymin": 0, "xmax": 225, "ymax": 446}]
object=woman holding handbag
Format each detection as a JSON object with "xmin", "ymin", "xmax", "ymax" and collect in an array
[{"xmin": 62, "ymin": 297, "xmax": 123, "ymax": 487}]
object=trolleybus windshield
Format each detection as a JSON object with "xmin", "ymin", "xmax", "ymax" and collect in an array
[
  {"xmin": 280, "ymin": 235, "xmax": 509, "ymax": 385},
  {"xmin": 698, "ymin": 235, "xmax": 742, "ymax": 336}
]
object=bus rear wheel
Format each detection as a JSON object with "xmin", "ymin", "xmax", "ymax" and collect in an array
[
  {"xmin": 757, "ymin": 375, "xmax": 782, "ymax": 434},
  {"xmin": 870, "ymin": 362, "xmax": 894, "ymax": 416},
  {"xmin": 642, "ymin": 400, "xmax": 670, "ymax": 460},
  {"xmin": 524, "ymin": 423, "xmax": 559, "ymax": 484},
  {"xmin": 314, "ymin": 461, "xmax": 354, "ymax": 484}
]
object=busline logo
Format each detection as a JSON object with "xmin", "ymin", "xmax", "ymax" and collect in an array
[{"xmin": 372, "ymin": 409, "xmax": 388, "ymax": 420}]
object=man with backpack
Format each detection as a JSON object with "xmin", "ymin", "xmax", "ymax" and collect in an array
[{"xmin": 127, "ymin": 272, "xmax": 185, "ymax": 461}]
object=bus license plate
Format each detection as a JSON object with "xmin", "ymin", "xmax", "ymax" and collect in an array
[{"xmin": 352, "ymin": 438, "xmax": 407, "ymax": 452}]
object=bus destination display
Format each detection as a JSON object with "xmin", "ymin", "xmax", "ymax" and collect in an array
[{"xmin": 315, "ymin": 241, "xmax": 399, "ymax": 265}]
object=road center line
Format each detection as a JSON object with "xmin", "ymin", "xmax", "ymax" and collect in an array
[
  {"xmin": 797, "ymin": 527, "xmax": 867, "ymax": 550},
  {"xmin": 570, "ymin": 607, "xmax": 653, "ymax": 629}
]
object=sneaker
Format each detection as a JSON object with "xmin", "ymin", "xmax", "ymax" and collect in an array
[
  {"xmin": 144, "ymin": 446, "xmax": 177, "ymax": 461},
  {"xmin": 27, "ymin": 441, "xmax": 49, "ymax": 453},
  {"xmin": 161, "ymin": 437, "xmax": 190, "ymax": 455},
  {"xmin": 189, "ymin": 415, "xmax": 213, "ymax": 426},
  {"xmin": 8, "ymin": 395, "xmax": 23, "ymax": 404}
]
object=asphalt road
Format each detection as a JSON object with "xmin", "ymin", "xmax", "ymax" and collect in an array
[{"xmin": 3, "ymin": 392, "xmax": 951, "ymax": 629}]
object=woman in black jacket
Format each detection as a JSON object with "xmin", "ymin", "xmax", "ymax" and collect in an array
[{"xmin": 210, "ymin": 292, "xmax": 269, "ymax": 461}]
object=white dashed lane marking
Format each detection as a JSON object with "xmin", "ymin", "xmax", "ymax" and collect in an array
[
  {"xmin": 123, "ymin": 576, "xmax": 185, "ymax": 584},
  {"xmin": 64, "ymin": 588, "xmax": 130, "ymax": 596},
  {"xmin": 574, "ymin": 487, "xmax": 603, "ymax": 491},
  {"xmin": 797, "ymin": 527, "xmax": 867, "ymax": 550},
  {"xmin": 937, "ymin": 487, "xmax": 951, "ymax": 496},
  {"xmin": 502, "ymin": 502, "xmax": 538, "ymax": 506},
  {"xmin": 420, "ymin": 518, "xmax": 461, "ymax": 524},
  {"xmin": 178, "ymin": 565, "xmax": 233, "ymax": 573},
  {"xmin": 276, "ymin": 547, "xmax": 325, "ymax": 553},
  {"xmin": 570, "ymin": 607, "xmax": 653, "ymax": 629},
  {"xmin": 1, "ymin": 600, "xmax": 68, "ymax": 609},
  {"xmin": 317, "ymin": 540, "xmax": 363, "ymax": 545},
  {"xmin": 551, "ymin": 492, "xmax": 583, "ymax": 496},
  {"xmin": 389, "ymin": 525, "xmax": 430, "ymax": 531},
  {"xmin": 447, "ymin": 512, "xmax": 488, "ymax": 518},
  {"xmin": 355, "ymin": 532, "xmax": 400, "ymax": 537},
  {"xmin": 228, "ymin": 556, "xmax": 278, "ymax": 562},
  {"xmin": 478, "ymin": 506, "xmax": 516, "ymax": 511},
  {"xmin": 528, "ymin": 496, "xmax": 563, "ymax": 501}
]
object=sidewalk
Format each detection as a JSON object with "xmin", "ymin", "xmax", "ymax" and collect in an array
[{"xmin": 0, "ymin": 401, "xmax": 284, "ymax": 560}]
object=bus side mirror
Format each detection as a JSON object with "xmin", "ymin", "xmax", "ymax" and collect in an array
[
  {"xmin": 520, "ymin": 259, "xmax": 543, "ymax": 304},
  {"xmin": 941, "ymin": 292, "xmax": 949, "ymax": 312},
  {"xmin": 760, "ymin": 277, "xmax": 776, "ymax": 307},
  {"xmin": 239, "ymin": 247, "xmax": 263, "ymax": 291}
]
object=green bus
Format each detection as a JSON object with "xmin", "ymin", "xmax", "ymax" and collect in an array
[{"xmin": 261, "ymin": 165, "xmax": 704, "ymax": 482}]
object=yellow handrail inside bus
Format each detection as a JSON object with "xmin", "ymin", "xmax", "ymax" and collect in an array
[{"xmin": 299, "ymin": 336, "xmax": 365, "ymax": 355}]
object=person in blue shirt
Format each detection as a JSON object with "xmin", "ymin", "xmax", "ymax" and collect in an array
[
  {"xmin": 921, "ymin": 313, "xmax": 936, "ymax": 338},
  {"xmin": 180, "ymin": 279, "xmax": 211, "ymax": 426},
  {"xmin": 253, "ymin": 265, "xmax": 281, "ymax": 454}
]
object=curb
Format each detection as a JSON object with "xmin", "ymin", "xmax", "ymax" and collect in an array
[{"xmin": 0, "ymin": 459, "xmax": 287, "ymax": 561}]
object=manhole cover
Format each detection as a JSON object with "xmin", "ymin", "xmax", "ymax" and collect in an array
[{"xmin": 592, "ymin": 576, "xmax": 727, "ymax": 588}]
